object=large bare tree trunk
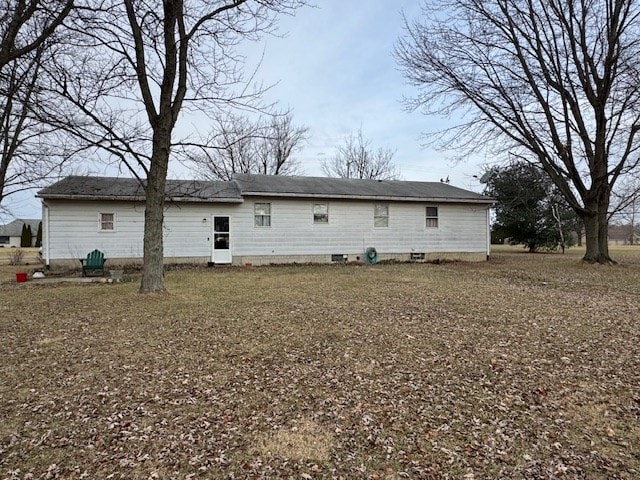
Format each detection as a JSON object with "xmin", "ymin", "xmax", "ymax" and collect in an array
[
  {"xmin": 140, "ymin": 190, "xmax": 165, "ymax": 293},
  {"xmin": 582, "ymin": 213, "xmax": 599, "ymax": 263},
  {"xmin": 140, "ymin": 130, "xmax": 170, "ymax": 293},
  {"xmin": 582, "ymin": 198, "xmax": 614, "ymax": 264},
  {"xmin": 597, "ymin": 197, "xmax": 612, "ymax": 263}
]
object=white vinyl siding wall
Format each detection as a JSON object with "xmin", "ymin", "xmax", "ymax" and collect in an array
[
  {"xmin": 45, "ymin": 200, "xmax": 242, "ymax": 261},
  {"xmin": 231, "ymin": 198, "xmax": 488, "ymax": 256},
  {"xmin": 7, "ymin": 236, "xmax": 22, "ymax": 248},
  {"xmin": 44, "ymin": 197, "xmax": 489, "ymax": 262}
]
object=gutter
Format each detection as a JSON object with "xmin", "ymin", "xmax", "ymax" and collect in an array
[
  {"xmin": 486, "ymin": 207, "xmax": 491, "ymax": 260},
  {"xmin": 43, "ymin": 201, "xmax": 50, "ymax": 268},
  {"xmin": 36, "ymin": 194, "xmax": 244, "ymax": 204},
  {"xmin": 239, "ymin": 191, "xmax": 495, "ymax": 204}
]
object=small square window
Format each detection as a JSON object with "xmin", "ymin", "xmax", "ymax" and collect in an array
[
  {"xmin": 374, "ymin": 204, "xmax": 389, "ymax": 227},
  {"xmin": 100, "ymin": 213, "xmax": 115, "ymax": 231},
  {"xmin": 426, "ymin": 206, "xmax": 438, "ymax": 228},
  {"xmin": 255, "ymin": 202, "xmax": 271, "ymax": 227},
  {"xmin": 313, "ymin": 204, "xmax": 329, "ymax": 223}
]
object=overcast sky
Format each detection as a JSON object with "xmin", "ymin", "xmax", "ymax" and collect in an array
[
  {"xmin": 232, "ymin": 0, "xmax": 485, "ymax": 183},
  {"xmin": 5, "ymin": 0, "xmax": 487, "ymax": 220}
]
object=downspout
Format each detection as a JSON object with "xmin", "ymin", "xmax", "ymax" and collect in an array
[
  {"xmin": 486, "ymin": 206, "xmax": 491, "ymax": 261},
  {"xmin": 43, "ymin": 201, "xmax": 50, "ymax": 269}
]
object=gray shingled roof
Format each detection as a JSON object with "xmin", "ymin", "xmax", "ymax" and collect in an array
[
  {"xmin": 37, "ymin": 176, "xmax": 243, "ymax": 203},
  {"xmin": 233, "ymin": 174, "xmax": 492, "ymax": 203},
  {"xmin": 37, "ymin": 174, "xmax": 493, "ymax": 204},
  {"xmin": 0, "ymin": 219, "xmax": 41, "ymax": 237}
]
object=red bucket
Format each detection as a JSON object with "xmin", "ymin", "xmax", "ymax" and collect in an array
[{"xmin": 15, "ymin": 272, "xmax": 28, "ymax": 283}]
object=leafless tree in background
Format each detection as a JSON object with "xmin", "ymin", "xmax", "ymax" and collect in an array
[
  {"xmin": 322, "ymin": 129, "xmax": 399, "ymax": 180},
  {"xmin": 396, "ymin": 0, "xmax": 640, "ymax": 263},
  {"xmin": 193, "ymin": 113, "xmax": 257, "ymax": 181},
  {"xmin": 192, "ymin": 111, "xmax": 308, "ymax": 180},
  {"xmin": 610, "ymin": 178, "xmax": 640, "ymax": 244},
  {"xmin": 1, "ymin": 46, "xmax": 53, "ymax": 205},
  {"xmin": 42, "ymin": 0, "xmax": 306, "ymax": 293},
  {"xmin": 254, "ymin": 112, "xmax": 308, "ymax": 176},
  {"xmin": 0, "ymin": 1, "xmax": 74, "ymax": 213}
]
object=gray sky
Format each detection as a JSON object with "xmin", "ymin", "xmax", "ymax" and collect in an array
[
  {"xmin": 4, "ymin": 1, "xmax": 486, "ymax": 220},
  {"xmin": 233, "ymin": 1, "xmax": 484, "ymax": 182}
]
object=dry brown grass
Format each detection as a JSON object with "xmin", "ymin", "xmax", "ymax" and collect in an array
[
  {"xmin": 1, "ymin": 247, "xmax": 639, "ymax": 479},
  {"xmin": 253, "ymin": 419, "xmax": 334, "ymax": 463},
  {"xmin": 0, "ymin": 248, "xmax": 41, "ymax": 282}
]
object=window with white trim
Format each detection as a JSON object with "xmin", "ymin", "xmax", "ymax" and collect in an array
[
  {"xmin": 426, "ymin": 206, "xmax": 439, "ymax": 228},
  {"xmin": 254, "ymin": 202, "xmax": 271, "ymax": 227},
  {"xmin": 100, "ymin": 213, "xmax": 115, "ymax": 231},
  {"xmin": 313, "ymin": 203, "xmax": 329, "ymax": 224},
  {"xmin": 374, "ymin": 204, "xmax": 389, "ymax": 227}
]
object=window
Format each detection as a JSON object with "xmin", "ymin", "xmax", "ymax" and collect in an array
[
  {"xmin": 374, "ymin": 204, "xmax": 389, "ymax": 227},
  {"xmin": 254, "ymin": 202, "xmax": 271, "ymax": 227},
  {"xmin": 313, "ymin": 203, "xmax": 329, "ymax": 223},
  {"xmin": 100, "ymin": 213, "xmax": 115, "ymax": 231},
  {"xmin": 426, "ymin": 206, "xmax": 439, "ymax": 228}
]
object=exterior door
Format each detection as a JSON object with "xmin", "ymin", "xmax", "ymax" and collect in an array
[{"xmin": 212, "ymin": 216, "xmax": 231, "ymax": 264}]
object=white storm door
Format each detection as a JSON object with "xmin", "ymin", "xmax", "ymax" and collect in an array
[{"xmin": 212, "ymin": 216, "xmax": 231, "ymax": 264}]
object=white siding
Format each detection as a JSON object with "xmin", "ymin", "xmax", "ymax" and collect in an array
[
  {"xmin": 46, "ymin": 200, "xmax": 142, "ymax": 260},
  {"xmin": 8, "ymin": 236, "xmax": 22, "ymax": 248},
  {"xmin": 45, "ymin": 200, "xmax": 242, "ymax": 261},
  {"xmin": 44, "ymin": 197, "xmax": 489, "ymax": 262},
  {"xmin": 233, "ymin": 198, "xmax": 488, "ymax": 256}
]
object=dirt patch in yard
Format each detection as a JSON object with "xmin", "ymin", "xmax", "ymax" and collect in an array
[
  {"xmin": 253, "ymin": 419, "xmax": 334, "ymax": 463},
  {"xmin": 1, "ymin": 247, "xmax": 639, "ymax": 479}
]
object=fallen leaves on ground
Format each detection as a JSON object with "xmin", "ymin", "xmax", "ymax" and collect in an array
[{"xmin": 1, "ymin": 248, "xmax": 639, "ymax": 479}]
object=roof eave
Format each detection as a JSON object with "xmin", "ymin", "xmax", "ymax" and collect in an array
[
  {"xmin": 37, "ymin": 194, "xmax": 244, "ymax": 203},
  {"xmin": 240, "ymin": 191, "xmax": 494, "ymax": 204}
]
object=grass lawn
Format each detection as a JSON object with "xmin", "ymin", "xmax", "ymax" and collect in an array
[
  {"xmin": 1, "ymin": 247, "xmax": 639, "ymax": 479},
  {"xmin": 0, "ymin": 248, "xmax": 41, "ymax": 281}
]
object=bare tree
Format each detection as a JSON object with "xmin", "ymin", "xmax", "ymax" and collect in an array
[
  {"xmin": 0, "ymin": 0, "xmax": 73, "ymax": 68},
  {"xmin": 322, "ymin": 129, "xmax": 400, "ymax": 180},
  {"xmin": 610, "ymin": 177, "xmax": 640, "ymax": 244},
  {"xmin": 192, "ymin": 113, "xmax": 258, "ymax": 181},
  {"xmin": 0, "ymin": 47, "xmax": 44, "ymax": 207},
  {"xmin": 396, "ymin": 0, "xmax": 640, "ymax": 263},
  {"xmin": 254, "ymin": 112, "xmax": 308, "ymax": 176},
  {"xmin": 192, "ymin": 111, "xmax": 307, "ymax": 180},
  {"xmin": 43, "ymin": 0, "xmax": 306, "ymax": 293},
  {"xmin": 0, "ymin": 0, "xmax": 74, "ymax": 210}
]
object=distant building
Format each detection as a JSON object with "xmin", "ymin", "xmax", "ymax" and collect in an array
[
  {"xmin": 608, "ymin": 223, "xmax": 640, "ymax": 245},
  {"xmin": 0, "ymin": 219, "xmax": 41, "ymax": 247}
]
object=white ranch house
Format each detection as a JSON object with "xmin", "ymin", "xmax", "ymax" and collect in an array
[
  {"xmin": 37, "ymin": 174, "xmax": 493, "ymax": 268},
  {"xmin": 0, "ymin": 218, "xmax": 40, "ymax": 248}
]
